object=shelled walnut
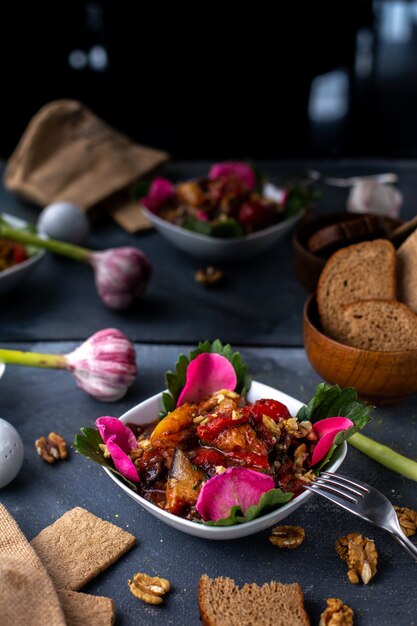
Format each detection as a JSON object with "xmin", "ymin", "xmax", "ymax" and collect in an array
[
  {"xmin": 394, "ymin": 506, "xmax": 417, "ymax": 537},
  {"xmin": 269, "ymin": 525, "xmax": 305, "ymax": 549},
  {"xmin": 128, "ymin": 572, "xmax": 171, "ymax": 605},
  {"xmin": 195, "ymin": 266, "xmax": 223, "ymax": 286},
  {"xmin": 319, "ymin": 598, "xmax": 354, "ymax": 626},
  {"xmin": 336, "ymin": 533, "xmax": 377, "ymax": 584},
  {"xmin": 35, "ymin": 432, "xmax": 68, "ymax": 464}
]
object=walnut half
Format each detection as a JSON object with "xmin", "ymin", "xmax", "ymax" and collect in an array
[
  {"xmin": 394, "ymin": 506, "xmax": 417, "ymax": 537},
  {"xmin": 269, "ymin": 525, "xmax": 305, "ymax": 549},
  {"xmin": 320, "ymin": 598, "xmax": 354, "ymax": 626},
  {"xmin": 128, "ymin": 572, "xmax": 171, "ymax": 605},
  {"xmin": 35, "ymin": 432, "xmax": 68, "ymax": 464},
  {"xmin": 336, "ymin": 533, "xmax": 377, "ymax": 584}
]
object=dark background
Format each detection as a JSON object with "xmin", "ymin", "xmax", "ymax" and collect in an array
[{"xmin": 2, "ymin": 0, "xmax": 417, "ymax": 160}]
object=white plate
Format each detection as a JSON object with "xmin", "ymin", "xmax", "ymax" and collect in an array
[
  {"xmin": 103, "ymin": 381, "xmax": 347, "ymax": 539},
  {"xmin": 142, "ymin": 182, "xmax": 304, "ymax": 262},
  {"xmin": 0, "ymin": 214, "xmax": 46, "ymax": 296}
]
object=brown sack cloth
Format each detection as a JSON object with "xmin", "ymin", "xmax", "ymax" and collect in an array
[
  {"xmin": 4, "ymin": 99, "xmax": 169, "ymax": 232},
  {"xmin": 0, "ymin": 504, "xmax": 66, "ymax": 626}
]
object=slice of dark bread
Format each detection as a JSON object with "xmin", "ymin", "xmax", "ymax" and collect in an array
[
  {"xmin": 397, "ymin": 228, "xmax": 417, "ymax": 314},
  {"xmin": 317, "ymin": 239, "xmax": 397, "ymax": 341},
  {"xmin": 198, "ymin": 575, "xmax": 310, "ymax": 626},
  {"xmin": 308, "ymin": 214, "xmax": 396, "ymax": 256},
  {"xmin": 342, "ymin": 299, "xmax": 417, "ymax": 351}
]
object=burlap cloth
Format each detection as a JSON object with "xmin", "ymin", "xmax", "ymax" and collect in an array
[
  {"xmin": 4, "ymin": 99, "xmax": 169, "ymax": 233},
  {"xmin": 0, "ymin": 504, "xmax": 123, "ymax": 626}
]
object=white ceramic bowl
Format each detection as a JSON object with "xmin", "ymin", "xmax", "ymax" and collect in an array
[
  {"xmin": 0, "ymin": 214, "xmax": 46, "ymax": 296},
  {"xmin": 142, "ymin": 184, "xmax": 304, "ymax": 261},
  {"xmin": 104, "ymin": 381, "xmax": 347, "ymax": 539}
]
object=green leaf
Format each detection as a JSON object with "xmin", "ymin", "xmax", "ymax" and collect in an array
[
  {"xmin": 160, "ymin": 340, "xmax": 252, "ymax": 418},
  {"xmin": 296, "ymin": 383, "xmax": 373, "ymax": 471},
  {"xmin": 181, "ymin": 215, "xmax": 213, "ymax": 236},
  {"xmin": 284, "ymin": 186, "xmax": 320, "ymax": 219},
  {"xmin": 131, "ymin": 179, "xmax": 152, "ymax": 202},
  {"xmin": 211, "ymin": 218, "xmax": 244, "ymax": 238},
  {"xmin": 73, "ymin": 427, "xmax": 138, "ymax": 491},
  {"xmin": 204, "ymin": 488, "xmax": 293, "ymax": 526}
]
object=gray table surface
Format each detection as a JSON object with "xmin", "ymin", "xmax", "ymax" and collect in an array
[{"xmin": 0, "ymin": 161, "xmax": 417, "ymax": 626}]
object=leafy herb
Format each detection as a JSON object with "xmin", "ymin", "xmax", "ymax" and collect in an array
[
  {"xmin": 73, "ymin": 427, "xmax": 138, "ymax": 491},
  {"xmin": 181, "ymin": 215, "xmax": 213, "ymax": 236},
  {"xmin": 211, "ymin": 218, "xmax": 244, "ymax": 239},
  {"xmin": 284, "ymin": 186, "xmax": 321, "ymax": 219},
  {"xmin": 131, "ymin": 179, "xmax": 152, "ymax": 202},
  {"xmin": 160, "ymin": 339, "xmax": 252, "ymax": 418},
  {"xmin": 297, "ymin": 383, "xmax": 373, "ymax": 471},
  {"xmin": 204, "ymin": 488, "xmax": 293, "ymax": 526}
]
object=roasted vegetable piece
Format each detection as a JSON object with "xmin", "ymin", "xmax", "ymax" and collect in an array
[
  {"xmin": 193, "ymin": 448, "xmax": 229, "ymax": 473},
  {"xmin": 165, "ymin": 448, "xmax": 206, "ymax": 515},
  {"xmin": 197, "ymin": 412, "xmax": 250, "ymax": 442},
  {"xmin": 210, "ymin": 424, "xmax": 268, "ymax": 456},
  {"xmin": 150, "ymin": 403, "xmax": 196, "ymax": 447},
  {"xmin": 244, "ymin": 399, "xmax": 291, "ymax": 423}
]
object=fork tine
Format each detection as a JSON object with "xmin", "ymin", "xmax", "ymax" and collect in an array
[
  {"xmin": 306, "ymin": 482, "xmax": 358, "ymax": 503},
  {"xmin": 316, "ymin": 475, "xmax": 365, "ymax": 498},
  {"xmin": 321, "ymin": 471, "xmax": 369, "ymax": 493}
]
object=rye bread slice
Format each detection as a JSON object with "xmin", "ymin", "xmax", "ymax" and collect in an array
[
  {"xmin": 57, "ymin": 589, "xmax": 116, "ymax": 626},
  {"xmin": 397, "ymin": 228, "xmax": 417, "ymax": 314},
  {"xmin": 317, "ymin": 239, "xmax": 397, "ymax": 341},
  {"xmin": 198, "ymin": 575, "xmax": 310, "ymax": 626},
  {"xmin": 342, "ymin": 299, "xmax": 417, "ymax": 351}
]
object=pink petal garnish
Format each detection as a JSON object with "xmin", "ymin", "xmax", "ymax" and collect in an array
[
  {"xmin": 105, "ymin": 434, "xmax": 139, "ymax": 482},
  {"xmin": 209, "ymin": 162, "xmax": 256, "ymax": 190},
  {"xmin": 196, "ymin": 210, "xmax": 209, "ymax": 222},
  {"xmin": 96, "ymin": 416, "xmax": 137, "ymax": 452},
  {"xmin": 176, "ymin": 353, "xmax": 237, "ymax": 407},
  {"xmin": 310, "ymin": 417, "xmax": 354, "ymax": 466},
  {"xmin": 140, "ymin": 177, "xmax": 175, "ymax": 212},
  {"xmin": 196, "ymin": 467, "xmax": 274, "ymax": 522}
]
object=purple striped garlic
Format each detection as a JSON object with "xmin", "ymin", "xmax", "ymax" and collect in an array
[
  {"xmin": 0, "ymin": 222, "xmax": 152, "ymax": 310},
  {"xmin": 0, "ymin": 328, "xmax": 137, "ymax": 402},
  {"xmin": 89, "ymin": 248, "xmax": 152, "ymax": 310}
]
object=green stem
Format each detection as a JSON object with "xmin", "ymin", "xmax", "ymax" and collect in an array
[
  {"xmin": 349, "ymin": 432, "xmax": 417, "ymax": 482},
  {"xmin": 0, "ymin": 223, "xmax": 90, "ymax": 263},
  {"xmin": 0, "ymin": 348, "xmax": 68, "ymax": 370}
]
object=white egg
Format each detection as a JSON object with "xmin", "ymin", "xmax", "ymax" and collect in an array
[
  {"xmin": 37, "ymin": 202, "xmax": 90, "ymax": 244},
  {"xmin": 0, "ymin": 418, "xmax": 24, "ymax": 488}
]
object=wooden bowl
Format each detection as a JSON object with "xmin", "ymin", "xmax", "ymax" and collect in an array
[
  {"xmin": 303, "ymin": 294, "xmax": 417, "ymax": 405},
  {"xmin": 293, "ymin": 212, "xmax": 402, "ymax": 292}
]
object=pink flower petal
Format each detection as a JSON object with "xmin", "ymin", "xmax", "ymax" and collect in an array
[
  {"xmin": 140, "ymin": 177, "xmax": 175, "ymax": 212},
  {"xmin": 96, "ymin": 416, "xmax": 137, "ymax": 453},
  {"xmin": 177, "ymin": 353, "xmax": 237, "ymax": 406},
  {"xmin": 209, "ymin": 162, "xmax": 256, "ymax": 190},
  {"xmin": 106, "ymin": 435, "xmax": 139, "ymax": 482},
  {"xmin": 196, "ymin": 467, "xmax": 274, "ymax": 522},
  {"xmin": 196, "ymin": 210, "xmax": 209, "ymax": 222},
  {"xmin": 310, "ymin": 417, "xmax": 354, "ymax": 466}
]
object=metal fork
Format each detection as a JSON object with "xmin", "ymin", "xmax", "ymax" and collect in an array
[{"xmin": 304, "ymin": 472, "xmax": 417, "ymax": 561}]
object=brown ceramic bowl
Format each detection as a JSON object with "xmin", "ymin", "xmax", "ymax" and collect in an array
[
  {"xmin": 303, "ymin": 294, "xmax": 417, "ymax": 405},
  {"xmin": 293, "ymin": 212, "xmax": 402, "ymax": 292}
]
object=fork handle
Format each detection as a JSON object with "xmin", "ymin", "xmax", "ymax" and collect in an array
[{"xmin": 392, "ymin": 532, "xmax": 417, "ymax": 562}]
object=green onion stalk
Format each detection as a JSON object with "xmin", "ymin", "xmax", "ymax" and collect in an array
[
  {"xmin": 0, "ymin": 221, "xmax": 152, "ymax": 310},
  {"xmin": 349, "ymin": 432, "xmax": 417, "ymax": 482}
]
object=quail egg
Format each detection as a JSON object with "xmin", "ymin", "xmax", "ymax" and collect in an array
[
  {"xmin": 37, "ymin": 201, "xmax": 90, "ymax": 244},
  {"xmin": 0, "ymin": 418, "xmax": 24, "ymax": 488}
]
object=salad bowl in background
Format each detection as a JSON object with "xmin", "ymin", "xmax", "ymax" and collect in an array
[
  {"xmin": 143, "ymin": 206, "xmax": 303, "ymax": 262},
  {"xmin": 0, "ymin": 213, "xmax": 46, "ymax": 296},
  {"xmin": 103, "ymin": 381, "xmax": 347, "ymax": 540}
]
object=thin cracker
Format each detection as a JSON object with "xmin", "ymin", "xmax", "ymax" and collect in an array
[
  {"xmin": 31, "ymin": 507, "xmax": 136, "ymax": 590},
  {"xmin": 57, "ymin": 589, "xmax": 115, "ymax": 626}
]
